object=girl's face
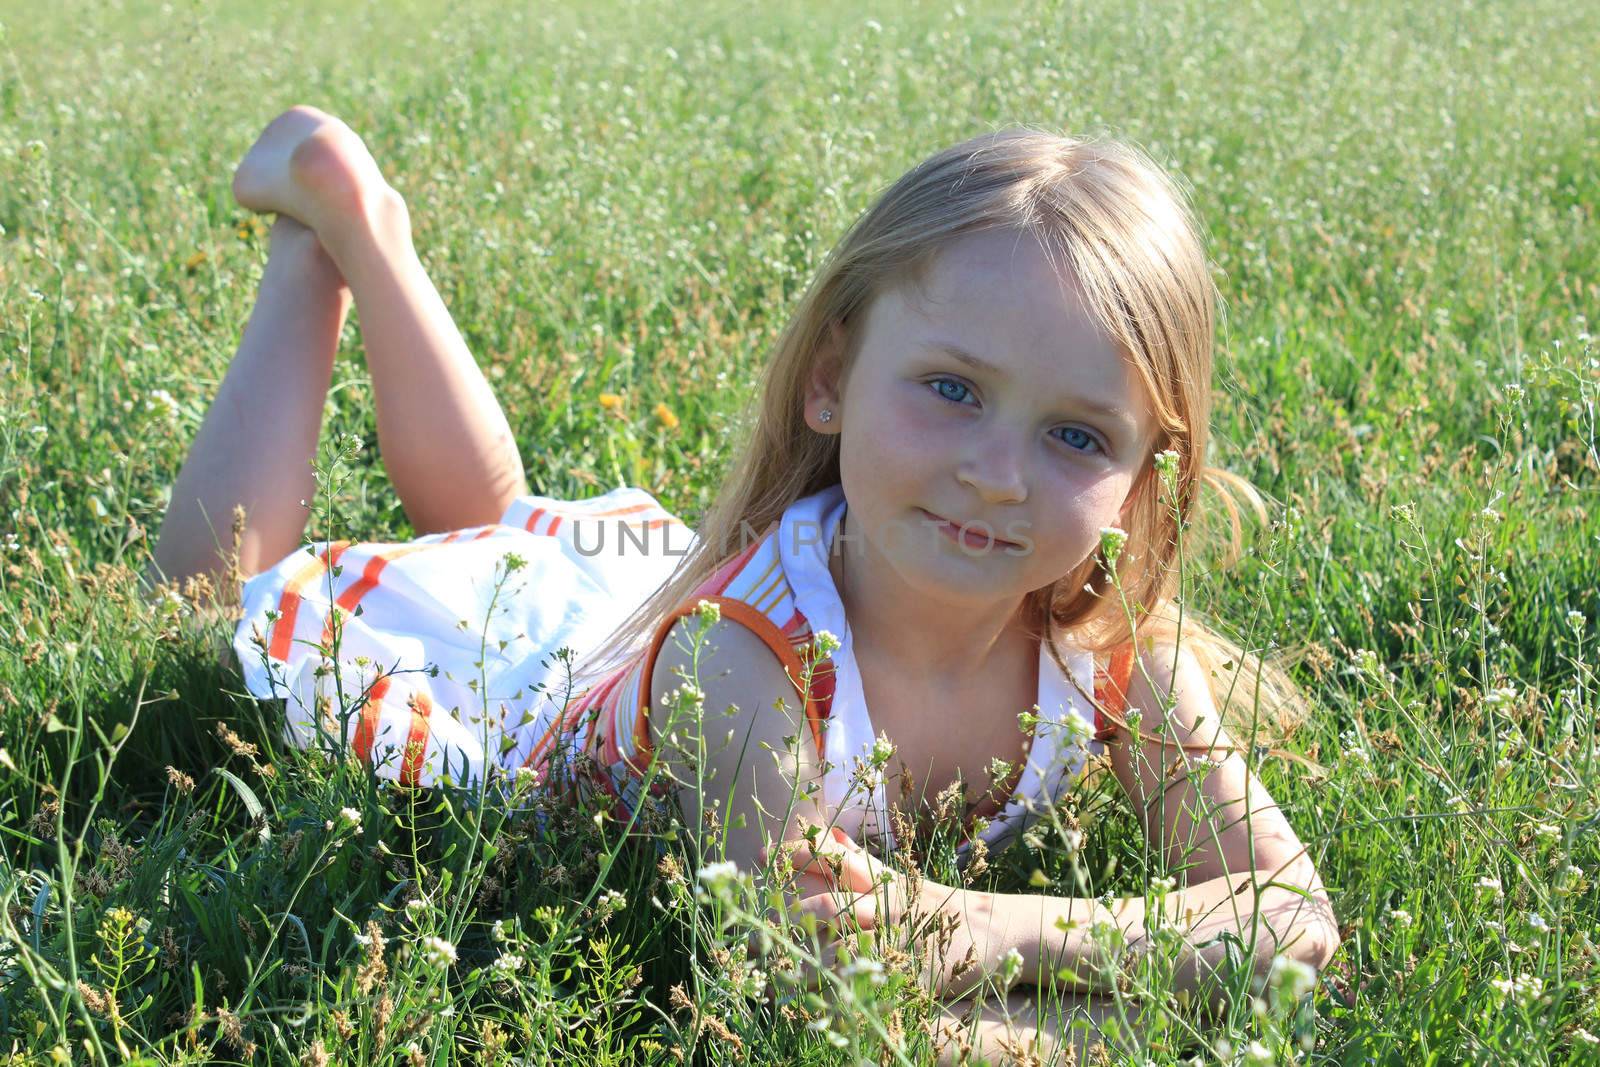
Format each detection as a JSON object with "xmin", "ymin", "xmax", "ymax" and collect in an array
[{"xmin": 809, "ymin": 228, "xmax": 1158, "ymax": 609}]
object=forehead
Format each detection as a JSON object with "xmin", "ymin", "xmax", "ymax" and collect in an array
[{"xmin": 873, "ymin": 229, "xmax": 1149, "ymax": 416}]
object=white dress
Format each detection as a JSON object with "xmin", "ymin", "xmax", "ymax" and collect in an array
[
  {"xmin": 232, "ymin": 486, "xmax": 695, "ymax": 789},
  {"xmin": 232, "ymin": 482, "xmax": 1105, "ymax": 856}
]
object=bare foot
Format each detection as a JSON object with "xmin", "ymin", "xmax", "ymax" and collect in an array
[{"xmin": 232, "ymin": 105, "xmax": 397, "ymax": 251}]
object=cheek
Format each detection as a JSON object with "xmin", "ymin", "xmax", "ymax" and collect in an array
[
  {"xmin": 1027, "ymin": 476, "xmax": 1134, "ymax": 554},
  {"xmin": 848, "ymin": 387, "xmax": 943, "ymax": 470}
]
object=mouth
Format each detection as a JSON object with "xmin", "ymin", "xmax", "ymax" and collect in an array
[{"xmin": 917, "ymin": 508, "xmax": 1019, "ymax": 550}]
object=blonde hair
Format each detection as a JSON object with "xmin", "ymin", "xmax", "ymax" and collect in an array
[{"xmin": 581, "ymin": 126, "xmax": 1313, "ymax": 756}]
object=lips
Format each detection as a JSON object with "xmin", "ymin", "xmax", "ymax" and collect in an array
[{"xmin": 918, "ymin": 508, "xmax": 1019, "ymax": 549}]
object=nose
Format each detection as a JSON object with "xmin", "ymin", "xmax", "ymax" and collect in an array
[{"xmin": 956, "ymin": 431, "xmax": 1028, "ymax": 504}]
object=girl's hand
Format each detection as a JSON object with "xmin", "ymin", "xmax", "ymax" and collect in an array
[{"xmin": 775, "ymin": 826, "xmax": 1001, "ymax": 1000}]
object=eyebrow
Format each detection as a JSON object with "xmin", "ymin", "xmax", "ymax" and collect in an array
[{"xmin": 928, "ymin": 340, "xmax": 1139, "ymax": 422}]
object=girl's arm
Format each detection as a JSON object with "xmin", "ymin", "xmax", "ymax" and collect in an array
[
  {"xmin": 996, "ymin": 639, "xmax": 1339, "ymax": 1006},
  {"xmin": 646, "ymin": 613, "xmax": 833, "ymax": 891}
]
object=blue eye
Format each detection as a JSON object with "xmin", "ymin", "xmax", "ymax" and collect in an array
[
  {"xmin": 930, "ymin": 377, "xmax": 972, "ymax": 405},
  {"xmin": 1053, "ymin": 427, "xmax": 1104, "ymax": 454},
  {"xmin": 926, "ymin": 377, "xmax": 1106, "ymax": 456}
]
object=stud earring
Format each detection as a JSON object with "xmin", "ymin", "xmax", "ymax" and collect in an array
[{"xmin": 819, "ymin": 409, "xmax": 833, "ymax": 423}]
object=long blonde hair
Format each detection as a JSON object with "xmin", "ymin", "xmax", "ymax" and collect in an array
[{"xmin": 581, "ymin": 126, "xmax": 1312, "ymax": 753}]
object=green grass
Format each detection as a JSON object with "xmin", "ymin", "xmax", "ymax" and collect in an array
[{"xmin": 2, "ymin": 0, "xmax": 1598, "ymax": 1062}]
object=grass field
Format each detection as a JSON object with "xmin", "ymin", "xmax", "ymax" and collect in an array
[{"xmin": 2, "ymin": 0, "xmax": 1599, "ymax": 1062}]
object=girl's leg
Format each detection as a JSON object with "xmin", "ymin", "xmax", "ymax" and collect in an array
[
  {"xmin": 232, "ymin": 106, "xmax": 528, "ymax": 537},
  {"xmin": 146, "ymin": 216, "xmax": 351, "ymax": 592}
]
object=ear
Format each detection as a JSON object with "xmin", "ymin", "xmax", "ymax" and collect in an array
[{"xmin": 804, "ymin": 319, "xmax": 848, "ymax": 433}]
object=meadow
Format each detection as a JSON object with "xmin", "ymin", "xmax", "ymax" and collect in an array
[{"xmin": 2, "ymin": 0, "xmax": 1598, "ymax": 1062}]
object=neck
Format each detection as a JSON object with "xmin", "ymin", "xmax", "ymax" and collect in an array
[{"xmin": 828, "ymin": 507, "xmax": 1035, "ymax": 682}]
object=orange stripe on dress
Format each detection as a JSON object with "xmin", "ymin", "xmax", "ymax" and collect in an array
[
  {"xmin": 628, "ymin": 593, "xmax": 830, "ymax": 777},
  {"xmin": 523, "ymin": 500, "xmax": 678, "ymax": 534},
  {"xmin": 354, "ymin": 676, "xmax": 392, "ymax": 764},
  {"xmin": 317, "ymin": 542, "xmax": 437, "ymax": 648},
  {"xmin": 268, "ymin": 542, "xmax": 350, "ymax": 662},
  {"xmin": 1093, "ymin": 643, "xmax": 1136, "ymax": 741},
  {"xmin": 400, "ymin": 692, "xmax": 434, "ymax": 787}
]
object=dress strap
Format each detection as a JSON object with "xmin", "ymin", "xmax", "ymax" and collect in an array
[
  {"xmin": 627, "ymin": 594, "xmax": 833, "ymax": 774},
  {"xmin": 1091, "ymin": 642, "xmax": 1137, "ymax": 743}
]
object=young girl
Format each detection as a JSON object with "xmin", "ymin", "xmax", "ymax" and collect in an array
[{"xmin": 151, "ymin": 106, "xmax": 1338, "ymax": 1061}]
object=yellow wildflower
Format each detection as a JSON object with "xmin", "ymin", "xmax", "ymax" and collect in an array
[{"xmin": 653, "ymin": 402, "xmax": 679, "ymax": 430}]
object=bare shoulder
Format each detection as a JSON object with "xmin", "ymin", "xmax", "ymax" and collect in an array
[
  {"xmin": 647, "ymin": 613, "xmax": 821, "ymax": 768},
  {"xmin": 650, "ymin": 615, "xmax": 795, "ymax": 717},
  {"xmin": 1121, "ymin": 638, "xmax": 1234, "ymax": 750},
  {"xmin": 646, "ymin": 612, "xmax": 827, "ymax": 868}
]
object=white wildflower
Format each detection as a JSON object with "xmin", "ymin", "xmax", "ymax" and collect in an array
[
  {"xmin": 421, "ymin": 935, "xmax": 457, "ymax": 967},
  {"xmin": 1476, "ymin": 876, "xmax": 1504, "ymax": 901},
  {"xmin": 1527, "ymin": 912, "xmax": 1551, "ymax": 933},
  {"xmin": 337, "ymin": 807, "xmax": 362, "ymax": 832},
  {"xmin": 695, "ymin": 860, "xmax": 741, "ymax": 902},
  {"xmin": 1061, "ymin": 710, "xmax": 1094, "ymax": 747},
  {"xmin": 868, "ymin": 730, "xmax": 895, "ymax": 768},
  {"xmin": 1482, "ymin": 686, "xmax": 1518, "ymax": 711},
  {"xmin": 660, "ymin": 681, "xmax": 705, "ymax": 712},
  {"xmin": 1568, "ymin": 610, "xmax": 1587, "ymax": 632},
  {"xmin": 999, "ymin": 946, "xmax": 1025, "ymax": 987},
  {"xmin": 1533, "ymin": 822, "xmax": 1561, "ymax": 844},
  {"xmin": 807, "ymin": 1016, "xmax": 848, "ymax": 1049},
  {"xmin": 694, "ymin": 598, "xmax": 721, "ymax": 628},
  {"xmin": 146, "ymin": 389, "xmax": 181, "ymax": 421},
  {"xmin": 596, "ymin": 888, "xmax": 627, "ymax": 922},
  {"xmin": 1352, "ymin": 648, "xmax": 1381, "ymax": 678},
  {"xmin": 1098, "ymin": 526, "xmax": 1127, "ymax": 565},
  {"xmin": 810, "ymin": 629, "xmax": 841, "ymax": 658},
  {"xmin": 1389, "ymin": 908, "xmax": 1413, "ymax": 928},
  {"xmin": 1340, "ymin": 729, "xmax": 1372, "ymax": 766},
  {"xmin": 1556, "ymin": 865, "xmax": 1590, "ymax": 897},
  {"xmin": 1268, "ymin": 954, "xmax": 1317, "ymax": 1003},
  {"xmin": 1575, "ymin": 1028, "xmax": 1599, "ymax": 1046},
  {"xmin": 841, "ymin": 955, "xmax": 886, "ymax": 985},
  {"xmin": 490, "ymin": 951, "xmax": 525, "ymax": 977},
  {"xmin": 1153, "ymin": 449, "xmax": 1181, "ymax": 485},
  {"xmin": 1242, "ymin": 1039, "xmax": 1274, "ymax": 1066},
  {"xmin": 1488, "ymin": 972, "xmax": 1541, "ymax": 1008}
]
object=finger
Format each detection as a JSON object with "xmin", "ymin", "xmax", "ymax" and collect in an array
[
  {"xmin": 830, "ymin": 829, "xmax": 898, "ymax": 885},
  {"xmin": 795, "ymin": 890, "xmax": 873, "ymax": 940},
  {"xmin": 791, "ymin": 841, "xmax": 880, "ymax": 895}
]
